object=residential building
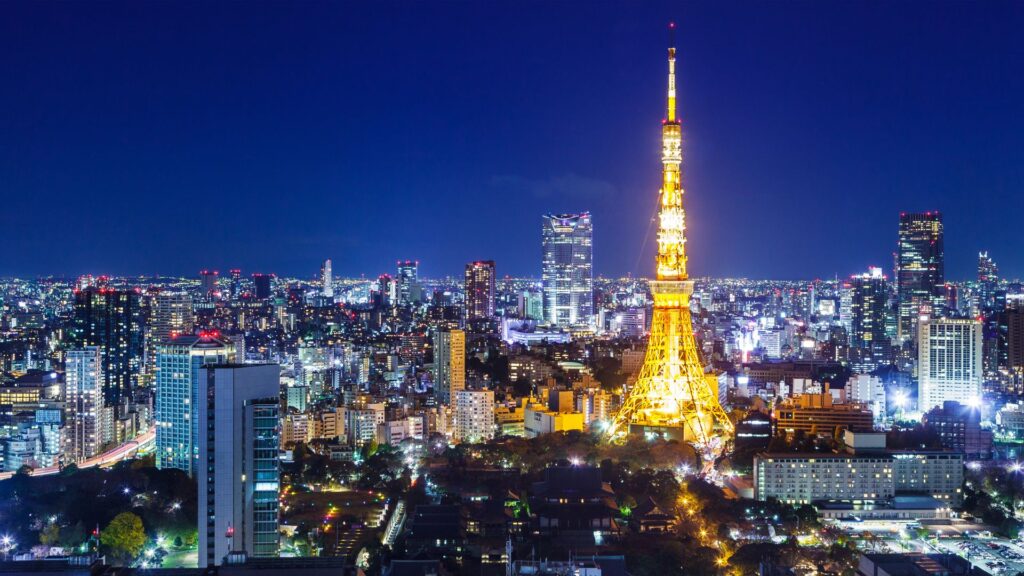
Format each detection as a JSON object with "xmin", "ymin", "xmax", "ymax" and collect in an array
[
  {"xmin": 454, "ymin": 389, "xmax": 495, "ymax": 443},
  {"xmin": 918, "ymin": 317, "xmax": 982, "ymax": 412},
  {"xmin": 65, "ymin": 347, "xmax": 104, "ymax": 462},
  {"xmin": 432, "ymin": 328, "xmax": 465, "ymax": 405}
]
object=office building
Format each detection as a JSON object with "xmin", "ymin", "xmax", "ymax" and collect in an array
[
  {"xmin": 849, "ymin": 267, "xmax": 889, "ymax": 349},
  {"xmin": 922, "ymin": 400, "xmax": 993, "ymax": 459},
  {"xmin": 432, "ymin": 328, "xmax": 465, "ymax": 405},
  {"xmin": 772, "ymin": 393, "xmax": 874, "ymax": 437},
  {"xmin": 155, "ymin": 333, "xmax": 234, "ymax": 475},
  {"xmin": 464, "ymin": 260, "xmax": 496, "ymax": 321},
  {"xmin": 454, "ymin": 389, "xmax": 495, "ymax": 443},
  {"xmin": 252, "ymin": 274, "xmax": 273, "ymax": 300},
  {"xmin": 198, "ymin": 364, "xmax": 280, "ymax": 568},
  {"xmin": 978, "ymin": 251, "xmax": 998, "ymax": 313},
  {"xmin": 846, "ymin": 374, "xmax": 887, "ymax": 424},
  {"xmin": 70, "ymin": 287, "xmax": 144, "ymax": 408},
  {"xmin": 734, "ymin": 410, "xmax": 772, "ymax": 454},
  {"xmin": 518, "ymin": 290, "xmax": 544, "ymax": 321},
  {"xmin": 321, "ymin": 259, "xmax": 333, "ymax": 299},
  {"xmin": 918, "ymin": 317, "xmax": 982, "ymax": 412},
  {"xmin": 1006, "ymin": 308, "xmax": 1024, "ymax": 370},
  {"xmin": 524, "ymin": 400, "xmax": 585, "ymax": 438},
  {"xmin": 896, "ymin": 212, "xmax": 944, "ymax": 343},
  {"xmin": 200, "ymin": 270, "xmax": 219, "ymax": 296},
  {"xmin": 542, "ymin": 212, "xmax": 594, "ymax": 328},
  {"xmin": 396, "ymin": 260, "xmax": 420, "ymax": 306},
  {"xmin": 65, "ymin": 347, "xmax": 104, "ymax": 462}
]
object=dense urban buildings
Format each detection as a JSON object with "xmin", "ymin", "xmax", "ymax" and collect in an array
[{"xmin": 1, "ymin": 12, "xmax": 1022, "ymax": 576}]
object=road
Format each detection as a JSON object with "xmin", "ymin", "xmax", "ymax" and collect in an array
[{"xmin": 0, "ymin": 427, "xmax": 155, "ymax": 481}]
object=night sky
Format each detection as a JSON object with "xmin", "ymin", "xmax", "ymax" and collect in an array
[{"xmin": 2, "ymin": 2, "xmax": 1023, "ymax": 281}]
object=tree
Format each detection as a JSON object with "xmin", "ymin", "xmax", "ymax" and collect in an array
[
  {"xmin": 39, "ymin": 523, "xmax": 60, "ymax": 547},
  {"xmin": 101, "ymin": 512, "xmax": 147, "ymax": 564}
]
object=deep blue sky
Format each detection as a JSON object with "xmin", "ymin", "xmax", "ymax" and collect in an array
[{"xmin": 2, "ymin": 2, "xmax": 1023, "ymax": 281}]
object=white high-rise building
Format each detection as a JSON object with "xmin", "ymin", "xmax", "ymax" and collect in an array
[
  {"xmin": 454, "ymin": 389, "xmax": 494, "ymax": 443},
  {"xmin": 65, "ymin": 347, "xmax": 104, "ymax": 462},
  {"xmin": 198, "ymin": 364, "xmax": 280, "ymax": 568},
  {"xmin": 542, "ymin": 212, "xmax": 593, "ymax": 328},
  {"xmin": 918, "ymin": 317, "xmax": 982, "ymax": 412},
  {"xmin": 321, "ymin": 259, "xmax": 333, "ymax": 299}
]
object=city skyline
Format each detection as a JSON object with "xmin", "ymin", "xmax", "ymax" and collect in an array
[{"xmin": 2, "ymin": 2, "xmax": 1024, "ymax": 280}]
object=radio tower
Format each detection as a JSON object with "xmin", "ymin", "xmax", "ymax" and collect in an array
[{"xmin": 608, "ymin": 24, "xmax": 733, "ymax": 448}]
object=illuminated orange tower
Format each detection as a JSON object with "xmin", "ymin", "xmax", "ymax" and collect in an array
[{"xmin": 608, "ymin": 25, "xmax": 733, "ymax": 446}]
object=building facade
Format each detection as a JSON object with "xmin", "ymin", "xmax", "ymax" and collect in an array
[
  {"xmin": 65, "ymin": 347, "xmax": 105, "ymax": 462},
  {"xmin": 70, "ymin": 287, "xmax": 144, "ymax": 409},
  {"xmin": 198, "ymin": 364, "xmax": 280, "ymax": 568},
  {"xmin": 896, "ymin": 212, "xmax": 944, "ymax": 343},
  {"xmin": 454, "ymin": 389, "xmax": 495, "ymax": 443},
  {"xmin": 542, "ymin": 212, "xmax": 594, "ymax": 328},
  {"xmin": 155, "ymin": 333, "xmax": 234, "ymax": 475},
  {"xmin": 432, "ymin": 328, "xmax": 465, "ymax": 405},
  {"xmin": 464, "ymin": 260, "xmax": 496, "ymax": 321},
  {"xmin": 918, "ymin": 317, "xmax": 982, "ymax": 412}
]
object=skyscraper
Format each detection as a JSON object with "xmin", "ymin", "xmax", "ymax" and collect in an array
[
  {"xmin": 146, "ymin": 291, "xmax": 194, "ymax": 389},
  {"xmin": 151, "ymin": 292, "xmax": 194, "ymax": 342},
  {"xmin": 897, "ymin": 212, "xmax": 944, "ymax": 343},
  {"xmin": 251, "ymin": 273, "xmax": 273, "ymax": 300},
  {"xmin": 918, "ymin": 317, "xmax": 982, "ymax": 412},
  {"xmin": 978, "ymin": 251, "xmax": 998, "ymax": 313},
  {"xmin": 198, "ymin": 364, "xmax": 280, "ymax": 567},
  {"xmin": 432, "ymin": 328, "xmax": 465, "ymax": 405},
  {"xmin": 464, "ymin": 260, "xmax": 496, "ymax": 321},
  {"xmin": 155, "ymin": 333, "xmax": 234, "ymax": 475},
  {"xmin": 321, "ymin": 259, "xmax": 333, "ymax": 299},
  {"xmin": 542, "ymin": 212, "xmax": 593, "ymax": 328},
  {"xmin": 70, "ymin": 287, "xmax": 144, "ymax": 409},
  {"xmin": 396, "ymin": 260, "xmax": 420, "ymax": 306},
  {"xmin": 199, "ymin": 270, "xmax": 219, "ymax": 297},
  {"xmin": 65, "ymin": 347, "xmax": 104, "ymax": 462},
  {"xmin": 847, "ymin": 267, "xmax": 891, "ymax": 372}
]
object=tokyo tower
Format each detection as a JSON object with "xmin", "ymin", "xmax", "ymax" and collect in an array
[{"xmin": 607, "ymin": 26, "xmax": 733, "ymax": 447}]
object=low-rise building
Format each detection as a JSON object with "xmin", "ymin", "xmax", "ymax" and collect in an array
[
  {"xmin": 773, "ymin": 393, "xmax": 874, "ymax": 437},
  {"xmin": 754, "ymin": 431, "xmax": 963, "ymax": 510}
]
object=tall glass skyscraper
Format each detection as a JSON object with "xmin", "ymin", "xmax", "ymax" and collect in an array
[
  {"xmin": 897, "ymin": 212, "xmax": 944, "ymax": 343},
  {"xmin": 155, "ymin": 333, "xmax": 234, "ymax": 475},
  {"xmin": 70, "ymin": 287, "xmax": 144, "ymax": 409},
  {"xmin": 542, "ymin": 212, "xmax": 593, "ymax": 328}
]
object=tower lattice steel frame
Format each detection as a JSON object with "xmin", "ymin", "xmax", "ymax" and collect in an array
[{"xmin": 608, "ymin": 27, "xmax": 733, "ymax": 445}]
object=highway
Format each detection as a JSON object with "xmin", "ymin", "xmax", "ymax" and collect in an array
[{"xmin": 0, "ymin": 427, "xmax": 155, "ymax": 481}]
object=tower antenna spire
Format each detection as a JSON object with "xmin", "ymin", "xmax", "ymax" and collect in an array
[{"xmin": 667, "ymin": 21, "xmax": 677, "ymax": 123}]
